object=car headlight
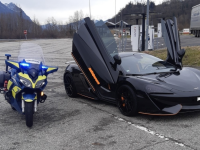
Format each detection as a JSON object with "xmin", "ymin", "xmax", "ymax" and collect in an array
[
  {"xmin": 146, "ymin": 84, "xmax": 173, "ymax": 94},
  {"xmin": 20, "ymin": 79, "xmax": 32, "ymax": 87}
]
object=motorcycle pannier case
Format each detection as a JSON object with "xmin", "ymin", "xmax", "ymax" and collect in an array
[{"xmin": 0, "ymin": 71, "xmax": 10, "ymax": 88}]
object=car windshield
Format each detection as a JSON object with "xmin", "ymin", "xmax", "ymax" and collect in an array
[
  {"xmin": 18, "ymin": 43, "xmax": 45, "ymax": 65},
  {"xmin": 121, "ymin": 53, "xmax": 176, "ymax": 75}
]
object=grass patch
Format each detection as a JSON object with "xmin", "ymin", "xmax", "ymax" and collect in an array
[{"xmin": 143, "ymin": 46, "xmax": 200, "ymax": 67}]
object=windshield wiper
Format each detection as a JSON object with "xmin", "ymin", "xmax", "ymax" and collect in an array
[
  {"xmin": 127, "ymin": 71, "xmax": 177, "ymax": 76},
  {"xmin": 127, "ymin": 72, "xmax": 160, "ymax": 76}
]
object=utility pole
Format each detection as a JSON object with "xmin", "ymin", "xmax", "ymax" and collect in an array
[
  {"xmin": 89, "ymin": 0, "xmax": 91, "ymax": 18},
  {"xmin": 145, "ymin": 0, "xmax": 150, "ymax": 50},
  {"xmin": 115, "ymin": 0, "xmax": 116, "ymax": 30}
]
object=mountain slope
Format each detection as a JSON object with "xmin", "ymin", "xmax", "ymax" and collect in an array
[
  {"xmin": 0, "ymin": 1, "xmax": 14, "ymax": 14},
  {"xmin": 5, "ymin": 2, "xmax": 31, "ymax": 21},
  {"xmin": 0, "ymin": 2, "xmax": 31, "ymax": 21}
]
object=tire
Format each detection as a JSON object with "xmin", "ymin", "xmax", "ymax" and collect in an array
[
  {"xmin": 195, "ymin": 31, "xmax": 198, "ymax": 37},
  {"xmin": 25, "ymin": 102, "xmax": 34, "ymax": 127},
  {"xmin": 64, "ymin": 72, "xmax": 77, "ymax": 97},
  {"xmin": 117, "ymin": 85, "xmax": 137, "ymax": 116}
]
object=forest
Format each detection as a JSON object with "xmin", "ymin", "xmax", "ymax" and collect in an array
[
  {"xmin": 109, "ymin": 0, "xmax": 200, "ymax": 30},
  {"xmin": 0, "ymin": 10, "xmax": 86, "ymax": 39}
]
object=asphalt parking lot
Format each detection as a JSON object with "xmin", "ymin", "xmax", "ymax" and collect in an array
[
  {"xmin": 154, "ymin": 34, "xmax": 200, "ymax": 50},
  {"xmin": 0, "ymin": 38, "xmax": 200, "ymax": 150},
  {"xmin": 116, "ymin": 34, "xmax": 200, "ymax": 52}
]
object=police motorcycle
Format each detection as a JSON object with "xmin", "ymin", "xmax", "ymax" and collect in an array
[{"xmin": 0, "ymin": 43, "xmax": 58, "ymax": 127}]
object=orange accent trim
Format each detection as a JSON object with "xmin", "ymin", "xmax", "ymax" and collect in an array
[
  {"xmin": 88, "ymin": 68, "xmax": 100, "ymax": 85},
  {"xmin": 108, "ymin": 84, "xmax": 110, "ymax": 90},
  {"xmin": 71, "ymin": 53, "xmax": 95, "ymax": 92},
  {"xmin": 139, "ymin": 105, "xmax": 182, "ymax": 116},
  {"xmin": 138, "ymin": 112, "xmax": 178, "ymax": 116},
  {"xmin": 121, "ymin": 96, "xmax": 124, "ymax": 101},
  {"xmin": 77, "ymin": 93, "xmax": 95, "ymax": 100}
]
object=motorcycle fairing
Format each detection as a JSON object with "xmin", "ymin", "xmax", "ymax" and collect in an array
[
  {"xmin": 5, "ymin": 60, "xmax": 20, "ymax": 70},
  {"xmin": 22, "ymin": 93, "xmax": 36, "ymax": 102},
  {"xmin": 7, "ymin": 80, "xmax": 13, "ymax": 90},
  {"xmin": 46, "ymin": 67, "xmax": 58, "ymax": 74},
  {"xmin": 161, "ymin": 17, "xmax": 185, "ymax": 69},
  {"xmin": 18, "ymin": 72, "xmax": 47, "ymax": 88},
  {"xmin": 12, "ymin": 86, "xmax": 21, "ymax": 99}
]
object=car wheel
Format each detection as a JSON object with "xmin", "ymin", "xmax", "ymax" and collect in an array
[
  {"xmin": 64, "ymin": 72, "xmax": 77, "ymax": 97},
  {"xmin": 195, "ymin": 31, "xmax": 198, "ymax": 37},
  {"xmin": 117, "ymin": 85, "xmax": 137, "ymax": 116}
]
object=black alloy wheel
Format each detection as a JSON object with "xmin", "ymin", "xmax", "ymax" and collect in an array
[
  {"xmin": 64, "ymin": 73, "xmax": 77, "ymax": 97},
  {"xmin": 117, "ymin": 85, "xmax": 137, "ymax": 116}
]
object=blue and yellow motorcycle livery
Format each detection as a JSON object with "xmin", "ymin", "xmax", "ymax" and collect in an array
[{"xmin": 0, "ymin": 43, "xmax": 58, "ymax": 127}]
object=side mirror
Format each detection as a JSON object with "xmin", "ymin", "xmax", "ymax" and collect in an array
[
  {"xmin": 113, "ymin": 55, "xmax": 121, "ymax": 65},
  {"xmin": 177, "ymin": 49, "xmax": 185, "ymax": 69},
  {"xmin": 111, "ymin": 55, "xmax": 121, "ymax": 71}
]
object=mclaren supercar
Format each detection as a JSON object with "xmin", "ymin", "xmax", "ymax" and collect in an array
[{"xmin": 63, "ymin": 17, "xmax": 200, "ymax": 116}]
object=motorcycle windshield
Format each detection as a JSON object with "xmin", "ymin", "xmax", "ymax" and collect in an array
[{"xmin": 18, "ymin": 43, "xmax": 45, "ymax": 65}]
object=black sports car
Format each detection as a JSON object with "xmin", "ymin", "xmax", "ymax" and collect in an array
[{"xmin": 64, "ymin": 17, "xmax": 200, "ymax": 116}]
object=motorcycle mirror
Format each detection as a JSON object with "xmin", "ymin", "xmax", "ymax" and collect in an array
[{"xmin": 5, "ymin": 54, "xmax": 11, "ymax": 60}]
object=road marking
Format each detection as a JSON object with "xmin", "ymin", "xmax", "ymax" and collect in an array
[
  {"xmin": 112, "ymin": 115, "xmax": 187, "ymax": 148},
  {"xmin": 77, "ymin": 96, "xmax": 194, "ymax": 149}
]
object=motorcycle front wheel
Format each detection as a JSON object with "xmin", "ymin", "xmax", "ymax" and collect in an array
[{"xmin": 25, "ymin": 102, "xmax": 34, "ymax": 127}]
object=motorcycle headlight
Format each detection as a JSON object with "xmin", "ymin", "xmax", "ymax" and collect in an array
[
  {"xmin": 35, "ymin": 80, "xmax": 46, "ymax": 88},
  {"xmin": 146, "ymin": 84, "xmax": 173, "ymax": 94},
  {"xmin": 20, "ymin": 79, "xmax": 32, "ymax": 87}
]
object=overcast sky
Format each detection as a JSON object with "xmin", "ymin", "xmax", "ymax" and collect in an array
[{"xmin": 0, "ymin": 0, "xmax": 162, "ymax": 25}]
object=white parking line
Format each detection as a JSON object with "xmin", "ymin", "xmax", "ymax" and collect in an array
[
  {"xmin": 78, "ymin": 98, "xmax": 190, "ymax": 149},
  {"xmin": 112, "ymin": 115, "xmax": 187, "ymax": 148}
]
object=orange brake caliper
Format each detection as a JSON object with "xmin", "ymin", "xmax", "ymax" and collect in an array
[{"xmin": 121, "ymin": 96, "xmax": 125, "ymax": 107}]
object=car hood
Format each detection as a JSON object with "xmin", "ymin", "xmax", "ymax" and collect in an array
[{"xmin": 136, "ymin": 68, "xmax": 200, "ymax": 92}]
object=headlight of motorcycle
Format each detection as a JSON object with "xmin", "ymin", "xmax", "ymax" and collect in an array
[
  {"xmin": 20, "ymin": 78, "xmax": 32, "ymax": 87},
  {"xmin": 35, "ymin": 80, "xmax": 46, "ymax": 88},
  {"xmin": 146, "ymin": 84, "xmax": 173, "ymax": 94}
]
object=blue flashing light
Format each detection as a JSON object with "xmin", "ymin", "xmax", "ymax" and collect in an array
[
  {"xmin": 42, "ymin": 66, "xmax": 48, "ymax": 69},
  {"xmin": 20, "ymin": 63, "xmax": 29, "ymax": 67}
]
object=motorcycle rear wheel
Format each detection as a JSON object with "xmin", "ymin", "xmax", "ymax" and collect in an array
[{"xmin": 25, "ymin": 102, "xmax": 34, "ymax": 127}]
